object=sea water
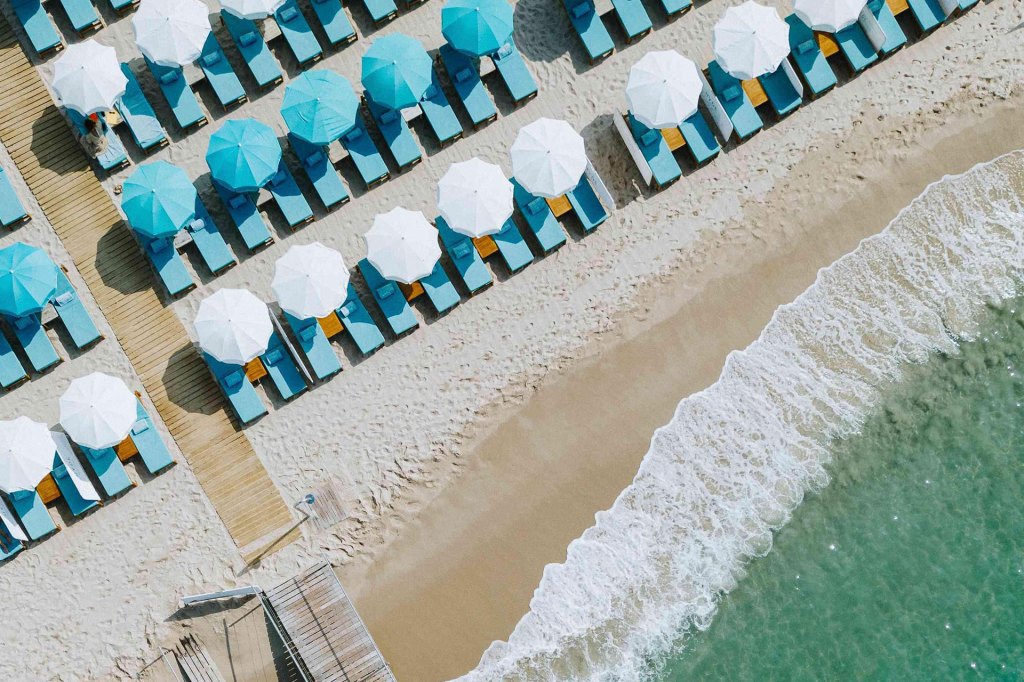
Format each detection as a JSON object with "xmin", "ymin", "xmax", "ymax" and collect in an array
[{"xmin": 458, "ymin": 153, "xmax": 1024, "ymax": 681}]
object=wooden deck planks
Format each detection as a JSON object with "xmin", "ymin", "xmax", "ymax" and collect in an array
[{"xmin": 0, "ymin": 16, "xmax": 298, "ymax": 561}]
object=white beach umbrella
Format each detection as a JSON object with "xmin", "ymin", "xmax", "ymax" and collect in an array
[
  {"xmin": 794, "ymin": 0, "xmax": 867, "ymax": 32},
  {"xmin": 365, "ymin": 208, "xmax": 442, "ymax": 284},
  {"xmin": 0, "ymin": 417, "xmax": 56, "ymax": 494},
  {"xmin": 510, "ymin": 118, "xmax": 587, "ymax": 199},
  {"xmin": 195, "ymin": 289, "xmax": 273, "ymax": 365},
  {"xmin": 626, "ymin": 50, "xmax": 702, "ymax": 130},
  {"xmin": 133, "ymin": 0, "xmax": 212, "ymax": 67},
  {"xmin": 52, "ymin": 40, "xmax": 127, "ymax": 116},
  {"xmin": 220, "ymin": 0, "xmax": 286, "ymax": 19},
  {"xmin": 437, "ymin": 158, "xmax": 514, "ymax": 238},
  {"xmin": 59, "ymin": 373, "xmax": 137, "ymax": 450},
  {"xmin": 272, "ymin": 243, "xmax": 350, "ymax": 320},
  {"xmin": 713, "ymin": 1, "xmax": 790, "ymax": 80}
]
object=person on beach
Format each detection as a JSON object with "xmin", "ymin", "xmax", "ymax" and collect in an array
[{"xmin": 80, "ymin": 113, "xmax": 108, "ymax": 159}]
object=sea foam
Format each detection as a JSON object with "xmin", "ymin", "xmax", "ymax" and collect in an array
[{"xmin": 456, "ymin": 151, "xmax": 1024, "ymax": 681}]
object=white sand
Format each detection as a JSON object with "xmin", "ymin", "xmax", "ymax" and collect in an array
[{"xmin": 0, "ymin": 0, "xmax": 1021, "ymax": 678}]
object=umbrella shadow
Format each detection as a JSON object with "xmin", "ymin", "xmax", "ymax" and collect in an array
[{"xmin": 160, "ymin": 343, "xmax": 237, "ymax": 419}]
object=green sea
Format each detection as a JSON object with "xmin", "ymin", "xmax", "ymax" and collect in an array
[{"xmin": 662, "ymin": 301, "xmax": 1024, "ymax": 681}]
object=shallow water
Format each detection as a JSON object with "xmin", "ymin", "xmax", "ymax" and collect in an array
[{"xmin": 661, "ymin": 301, "xmax": 1024, "ymax": 681}]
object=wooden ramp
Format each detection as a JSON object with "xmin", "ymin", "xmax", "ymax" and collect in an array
[
  {"xmin": 0, "ymin": 17, "xmax": 298, "ymax": 560},
  {"xmin": 265, "ymin": 562, "xmax": 396, "ymax": 682}
]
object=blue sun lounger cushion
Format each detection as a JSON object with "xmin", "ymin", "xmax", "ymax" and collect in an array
[
  {"xmin": 275, "ymin": 0, "xmax": 323, "ymax": 66},
  {"xmin": 706, "ymin": 60, "xmax": 762, "ymax": 140},
  {"xmin": 145, "ymin": 58, "xmax": 207, "ymax": 131},
  {"xmin": 0, "ymin": 514, "xmax": 23, "ymax": 562},
  {"xmin": 115, "ymin": 64, "xmax": 168, "ymax": 153},
  {"xmin": 491, "ymin": 219, "xmax": 533, "ymax": 272},
  {"xmin": 511, "ymin": 178, "xmax": 567, "ymax": 253},
  {"xmin": 59, "ymin": 0, "xmax": 101, "ymax": 34},
  {"xmin": 288, "ymin": 133, "xmax": 350, "ymax": 211},
  {"xmin": 490, "ymin": 41, "xmax": 538, "ymax": 105},
  {"xmin": 267, "ymin": 161, "xmax": 314, "ymax": 229},
  {"xmin": 419, "ymin": 261, "xmax": 460, "ymax": 315},
  {"xmin": 611, "ymin": 0, "xmax": 651, "ymax": 41},
  {"xmin": 436, "ymin": 216, "xmax": 493, "ymax": 294},
  {"xmin": 205, "ymin": 353, "xmax": 267, "ymax": 425},
  {"xmin": 625, "ymin": 113, "xmax": 681, "ymax": 190},
  {"xmin": 757, "ymin": 66, "xmax": 801, "ymax": 118},
  {"xmin": 563, "ymin": 0, "xmax": 614, "ymax": 63},
  {"xmin": 365, "ymin": 95, "xmax": 422, "ymax": 171},
  {"xmin": 7, "ymin": 489, "xmax": 56, "ymax": 540},
  {"xmin": 357, "ymin": 259, "xmax": 418, "ymax": 337},
  {"xmin": 906, "ymin": 0, "xmax": 946, "ymax": 33},
  {"xmin": 784, "ymin": 16, "xmax": 838, "ymax": 97},
  {"xmin": 142, "ymin": 236, "xmax": 195, "ymax": 297},
  {"xmin": 187, "ymin": 198, "xmax": 237, "ymax": 275},
  {"xmin": 129, "ymin": 400, "xmax": 174, "ymax": 474},
  {"xmin": 866, "ymin": 0, "xmax": 907, "ymax": 55},
  {"xmin": 221, "ymin": 10, "xmax": 283, "ymax": 89},
  {"xmin": 309, "ymin": 0, "xmax": 356, "ymax": 46},
  {"xmin": 109, "ymin": 0, "xmax": 136, "ymax": 13},
  {"xmin": 678, "ymin": 111, "xmax": 721, "ymax": 166},
  {"xmin": 0, "ymin": 168, "xmax": 29, "ymax": 228},
  {"xmin": 566, "ymin": 178, "xmax": 608, "ymax": 233},
  {"xmin": 419, "ymin": 70, "xmax": 464, "ymax": 147},
  {"xmin": 52, "ymin": 266, "xmax": 101, "ymax": 350},
  {"xmin": 284, "ymin": 312, "xmax": 342, "ymax": 381},
  {"xmin": 340, "ymin": 116, "xmax": 390, "ymax": 189},
  {"xmin": 835, "ymin": 22, "xmax": 878, "ymax": 73},
  {"xmin": 363, "ymin": 0, "xmax": 398, "ymax": 24},
  {"xmin": 212, "ymin": 181, "xmax": 274, "ymax": 252},
  {"xmin": 438, "ymin": 44, "xmax": 497, "ymax": 128},
  {"xmin": 198, "ymin": 33, "xmax": 247, "ymax": 109},
  {"xmin": 0, "ymin": 332, "xmax": 27, "ymax": 389},
  {"xmin": 80, "ymin": 445, "xmax": 133, "ymax": 498},
  {"xmin": 7, "ymin": 313, "xmax": 59, "ymax": 373},
  {"xmin": 51, "ymin": 453, "xmax": 98, "ymax": 517},
  {"xmin": 11, "ymin": 0, "xmax": 62, "ymax": 56},
  {"xmin": 658, "ymin": 0, "xmax": 690, "ymax": 18},
  {"xmin": 260, "ymin": 332, "xmax": 308, "ymax": 401},
  {"xmin": 337, "ymin": 283, "xmax": 386, "ymax": 354}
]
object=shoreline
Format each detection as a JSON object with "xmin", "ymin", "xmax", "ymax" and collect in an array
[{"xmin": 344, "ymin": 89, "xmax": 1024, "ymax": 682}]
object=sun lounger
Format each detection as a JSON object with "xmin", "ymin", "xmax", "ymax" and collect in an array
[
  {"xmin": 308, "ymin": 0, "xmax": 356, "ymax": 47},
  {"xmin": 145, "ymin": 58, "xmax": 208, "ymax": 131},
  {"xmin": 957, "ymin": 0, "xmax": 978, "ymax": 10},
  {"xmin": 52, "ymin": 266, "xmax": 101, "ymax": 350},
  {"xmin": 58, "ymin": 0, "xmax": 101, "ymax": 35},
  {"xmin": 491, "ymin": 218, "xmax": 533, "ymax": 272},
  {"xmin": 274, "ymin": 0, "xmax": 324, "ymax": 66},
  {"xmin": 784, "ymin": 17, "xmax": 838, "ymax": 97},
  {"xmin": 678, "ymin": 111, "xmax": 721, "ymax": 166},
  {"xmin": 0, "ymin": 332, "xmax": 27, "ymax": 389},
  {"xmin": 115, "ymin": 64, "xmax": 168, "ymax": 153},
  {"xmin": 611, "ymin": 0, "xmax": 651, "ymax": 42},
  {"xmin": 435, "ymin": 217, "xmax": 493, "ymax": 294},
  {"xmin": 288, "ymin": 133, "xmax": 350, "ymax": 212},
  {"xmin": 419, "ymin": 69, "xmax": 463, "ymax": 147},
  {"xmin": 563, "ymin": 0, "xmax": 614, "ymax": 63},
  {"xmin": 80, "ymin": 445, "xmax": 133, "ymax": 497},
  {"xmin": 336, "ymin": 284, "xmax": 386, "ymax": 354},
  {"xmin": 7, "ymin": 489, "xmax": 56, "ymax": 540},
  {"xmin": 284, "ymin": 312, "xmax": 342, "ymax": 381},
  {"xmin": 51, "ymin": 454, "xmax": 98, "ymax": 517},
  {"xmin": 905, "ymin": 0, "xmax": 945, "ymax": 32},
  {"xmin": 758, "ymin": 67, "xmax": 801, "ymax": 117},
  {"xmin": 142, "ymin": 236, "xmax": 195, "ymax": 297},
  {"xmin": 566, "ymin": 177, "xmax": 608, "ymax": 232},
  {"xmin": 866, "ymin": 0, "xmax": 907, "ymax": 55},
  {"xmin": 266, "ymin": 160, "xmax": 314, "ymax": 229},
  {"xmin": 188, "ymin": 197, "xmax": 237, "ymax": 275},
  {"xmin": 0, "ymin": 168, "xmax": 29, "ymax": 228},
  {"xmin": 198, "ymin": 33, "xmax": 248, "ymax": 110},
  {"xmin": 357, "ymin": 259, "xmax": 418, "ymax": 337},
  {"xmin": 0, "ymin": 515, "xmax": 23, "ymax": 561},
  {"xmin": 212, "ymin": 182, "xmax": 274, "ymax": 252},
  {"xmin": 490, "ymin": 41, "xmax": 538, "ymax": 106},
  {"xmin": 65, "ymin": 109, "xmax": 128, "ymax": 172},
  {"xmin": 365, "ymin": 95, "xmax": 422, "ymax": 171},
  {"xmin": 706, "ymin": 60, "xmax": 762, "ymax": 140},
  {"xmin": 221, "ymin": 10, "xmax": 283, "ymax": 90},
  {"xmin": 437, "ymin": 45, "xmax": 497, "ymax": 129},
  {"xmin": 419, "ymin": 262, "xmax": 460, "ymax": 314},
  {"xmin": 6, "ymin": 313, "xmax": 59, "ymax": 373},
  {"xmin": 109, "ymin": 0, "xmax": 138, "ymax": 14},
  {"xmin": 205, "ymin": 353, "xmax": 268, "ymax": 424},
  {"xmin": 835, "ymin": 23, "xmax": 878, "ymax": 72},
  {"xmin": 340, "ymin": 114, "xmax": 390, "ymax": 189},
  {"xmin": 260, "ymin": 331, "xmax": 308, "ymax": 400},
  {"xmin": 510, "ymin": 178, "xmax": 568, "ymax": 253},
  {"xmin": 622, "ymin": 114, "xmax": 681, "ymax": 189},
  {"xmin": 11, "ymin": 0, "xmax": 62, "ymax": 56},
  {"xmin": 127, "ymin": 399, "xmax": 174, "ymax": 474},
  {"xmin": 363, "ymin": 0, "xmax": 398, "ymax": 25},
  {"xmin": 657, "ymin": 0, "xmax": 691, "ymax": 19}
]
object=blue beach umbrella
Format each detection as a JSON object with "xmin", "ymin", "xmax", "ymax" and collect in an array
[
  {"xmin": 121, "ymin": 161, "xmax": 197, "ymax": 239},
  {"xmin": 281, "ymin": 71, "xmax": 359, "ymax": 146},
  {"xmin": 206, "ymin": 118, "xmax": 282, "ymax": 193},
  {"xmin": 361, "ymin": 34, "xmax": 433, "ymax": 111},
  {"xmin": 441, "ymin": 0, "xmax": 514, "ymax": 57},
  {"xmin": 0, "ymin": 243, "xmax": 58, "ymax": 318}
]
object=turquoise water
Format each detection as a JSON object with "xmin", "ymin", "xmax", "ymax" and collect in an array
[{"xmin": 661, "ymin": 302, "xmax": 1024, "ymax": 681}]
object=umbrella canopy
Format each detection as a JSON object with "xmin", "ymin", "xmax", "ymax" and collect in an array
[
  {"xmin": 206, "ymin": 118, "xmax": 282, "ymax": 193},
  {"xmin": 195, "ymin": 289, "xmax": 272, "ymax": 365},
  {"xmin": 626, "ymin": 50, "xmax": 702, "ymax": 129},
  {"xmin": 121, "ymin": 161, "xmax": 197, "ymax": 239},
  {"xmin": 59, "ymin": 373, "xmax": 137, "ymax": 450},
  {"xmin": 794, "ymin": 0, "xmax": 867, "ymax": 32},
  {"xmin": 437, "ymin": 158, "xmax": 514, "ymax": 238},
  {"xmin": 510, "ymin": 118, "xmax": 587, "ymax": 199},
  {"xmin": 220, "ymin": 0, "xmax": 286, "ymax": 19},
  {"xmin": 361, "ymin": 34, "xmax": 433, "ymax": 110},
  {"xmin": 713, "ymin": 1, "xmax": 790, "ymax": 80},
  {"xmin": 272, "ymin": 243, "xmax": 349, "ymax": 319},
  {"xmin": 52, "ymin": 40, "xmax": 127, "ymax": 116},
  {"xmin": 365, "ymin": 208, "xmax": 441, "ymax": 284},
  {"xmin": 133, "ymin": 0, "xmax": 211, "ymax": 67},
  {"xmin": 0, "ymin": 243, "xmax": 57, "ymax": 318},
  {"xmin": 441, "ymin": 0, "xmax": 514, "ymax": 57},
  {"xmin": 281, "ymin": 71, "xmax": 359, "ymax": 145},
  {"xmin": 0, "ymin": 417, "xmax": 56, "ymax": 494}
]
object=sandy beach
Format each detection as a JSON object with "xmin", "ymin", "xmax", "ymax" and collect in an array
[{"xmin": 0, "ymin": 0, "xmax": 1021, "ymax": 679}]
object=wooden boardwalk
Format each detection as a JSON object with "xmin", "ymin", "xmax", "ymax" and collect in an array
[{"xmin": 0, "ymin": 17, "xmax": 298, "ymax": 560}]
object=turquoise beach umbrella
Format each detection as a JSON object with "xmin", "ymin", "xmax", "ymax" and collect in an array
[
  {"xmin": 121, "ymin": 161, "xmax": 197, "ymax": 239},
  {"xmin": 206, "ymin": 118, "xmax": 282, "ymax": 193},
  {"xmin": 0, "ymin": 243, "xmax": 58, "ymax": 318},
  {"xmin": 281, "ymin": 71, "xmax": 359, "ymax": 146},
  {"xmin": 441, "ymin": 0, "xmax": 514, "ymax": 57},
  {"xmin": 361, "ymin": 34, "xmax": 433, "ymax": 111}
]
